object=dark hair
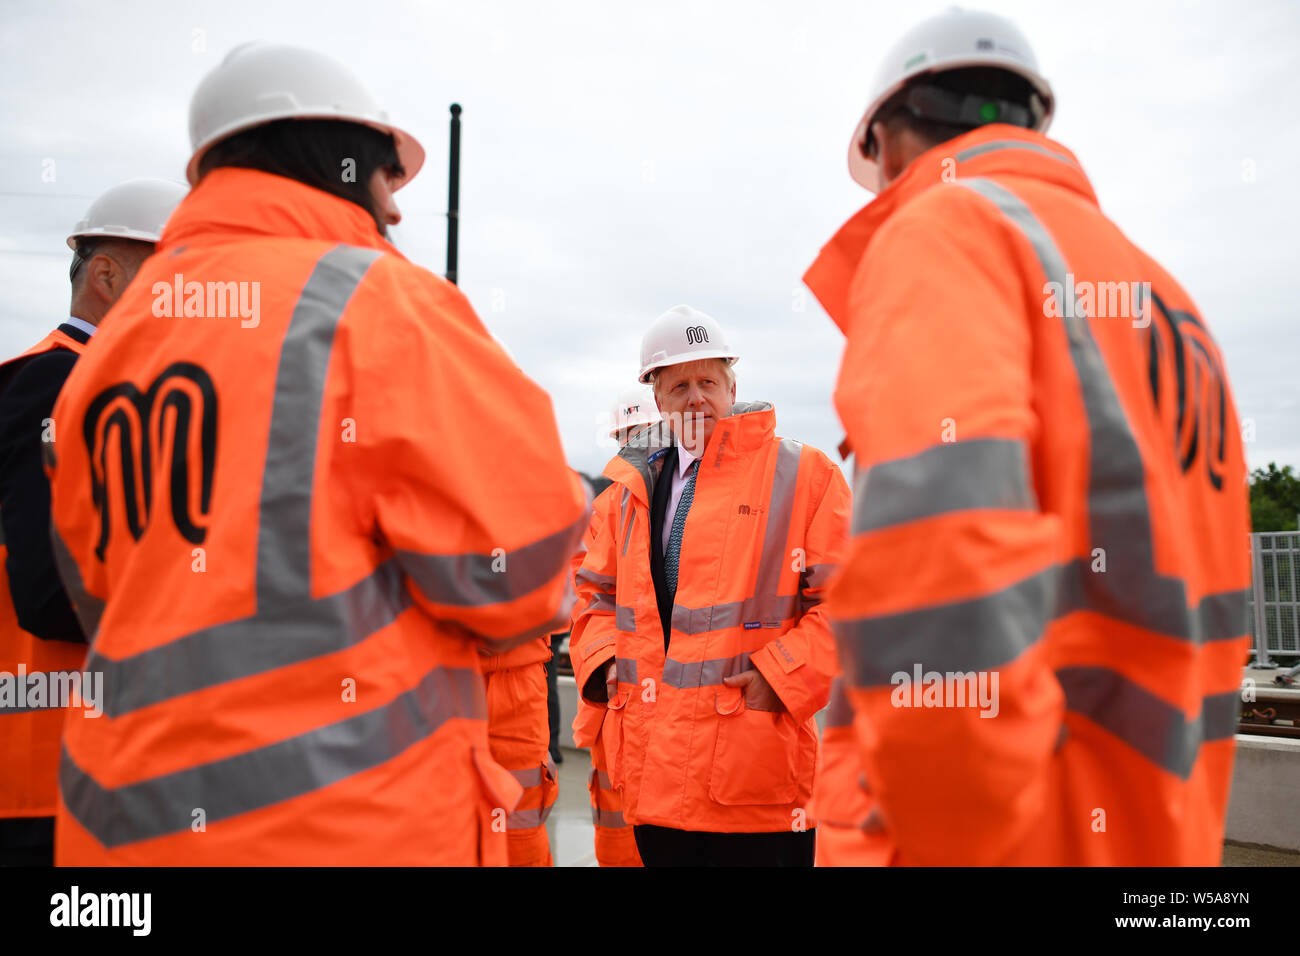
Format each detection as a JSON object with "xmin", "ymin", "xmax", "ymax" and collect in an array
[
  {"xmin": 869, "ymin": 67, "xmax": 1045, "ymax": 154},
  {"xmin": 197, "ymin": 118, "xmax": 402, "ymax": 231}
]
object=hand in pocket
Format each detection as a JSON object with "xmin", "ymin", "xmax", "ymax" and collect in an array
[{"xmin": 721, "ymin": 668, "xmax": 781, "ymax": 712}]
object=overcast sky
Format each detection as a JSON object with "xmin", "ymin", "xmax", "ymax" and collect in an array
[{"xmin": 1, "ymin": 0, "xmax": 1295, "ymax": 478}]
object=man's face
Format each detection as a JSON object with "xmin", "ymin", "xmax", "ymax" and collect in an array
[{"xmin": 654, "ymin": 358, "xmax": 735, "ymax": 458}]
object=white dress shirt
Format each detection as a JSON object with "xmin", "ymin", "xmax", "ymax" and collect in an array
[
  {"xmin": 661, "ymin": 445, "xmax": 698, "ymax": 555},
  {"xmin": 65, "ymin": 316, "xmax": 96, "ymax": 338}
]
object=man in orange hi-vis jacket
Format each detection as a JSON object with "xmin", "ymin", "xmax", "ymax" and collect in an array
[
  {"xmin": 569, "ymin": 387, "xmax": 660, "ymax": 867},
  {"xmin": 804, "ymin": 8, "xmax": 1251, "ymax": 866},
  {"xmin": 481, "ymin": 638, "xmax": 559, "ymax": 866},
  {"xmin": 45, "ymin": 42, "xmax": 587, "ymax": 866},
  {"xmin": 570, "ymin": 306, "xmax": 850, "ymax": 867},
  {"xmin": 0, "ymin": 179, "xmax": 185, "ymax": 867}
]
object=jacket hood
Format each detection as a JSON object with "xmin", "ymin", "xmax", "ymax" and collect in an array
[
  {"xmin": 803, "ymin": 125, "xmax": 1097, "ymax": 334},
  {"xmin": 605, "ymin": 400, "xmax": 777, "ymax": 502},
  {"xmin": 158, "ymin": 167, "xmax": 405, "ymax": 259}
]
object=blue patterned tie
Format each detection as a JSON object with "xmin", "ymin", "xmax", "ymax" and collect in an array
[{"xmin": 665, "ymin": 460, "xmax": 698, "ymax": 595}]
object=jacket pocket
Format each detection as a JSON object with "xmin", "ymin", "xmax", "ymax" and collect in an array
[
  {"xmin": 708, "ymin": 691, "xmax": 799, "ymax": 806},
  {"xmin": 603, "ymin": 696, "xmax": 628, "ymax": 790}
]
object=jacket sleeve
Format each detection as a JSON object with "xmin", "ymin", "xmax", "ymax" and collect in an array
[
  {"xmin": 568, "ymin": 484, "xmax": 621, "ymax": 705},
  {"xmin": 0, "ymin": 353, "xmax": 86, "ymax": 642},
  {"xmin": 750, "ymin": 453, "xmax": 850, "ymax": 724},
  {"xmin": 354, "ymin": 261, "xmax": 589, "ymax": 655},
  {"xmin": 825, "ymin": 199, "xmax": 1065, "ymax": 866}
]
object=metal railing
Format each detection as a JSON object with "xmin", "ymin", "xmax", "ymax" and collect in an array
[{"xmin": 1249, "ymin": 531, "xmax": 1300, "ymax": 666}]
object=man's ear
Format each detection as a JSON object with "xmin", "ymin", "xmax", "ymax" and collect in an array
[{"xmin": 86, "ymin": 253, "xmax": 119, "ymax": 304}]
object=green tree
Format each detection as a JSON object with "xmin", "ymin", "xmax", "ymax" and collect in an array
[{"xmin": 1249, "ymin": 462, "xmax": 1300, "ymax": 532}]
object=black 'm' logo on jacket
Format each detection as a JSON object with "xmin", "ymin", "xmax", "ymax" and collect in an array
[
  {"xmin": 83, "ymin": 362, "xmax": 217, "ymax": 560},
  {"xmin": 1145, "ymin": 293, "xmax": 1229, "ymax": 491}
]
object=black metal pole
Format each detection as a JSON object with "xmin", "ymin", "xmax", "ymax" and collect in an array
[{"xmin": 446, "ymin": 103, "xmax": 461, "ymax": 284}]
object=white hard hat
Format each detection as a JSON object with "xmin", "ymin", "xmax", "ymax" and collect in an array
[
  {"xmin": 66, "ymin": 178, "xmax": 188, "ymax": 250},
  {"xmin": 610, "ymin": 385, "xmax": 661, "ymax": 438},
  {"xmin": 638, "ymin": 305, "xmax": 739, "ymax": 385},
  {"xmin": 186, "ymin": 42, "xmax": 425, "ymax": 189},
  {"xmin": 847, "ymin": 7, "xmax": 1054, "ymax": 193}
]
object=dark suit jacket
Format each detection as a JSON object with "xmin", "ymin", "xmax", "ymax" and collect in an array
[{"xmin": 0, "ymin": 322, "xmax": 90, "ymax": 643}]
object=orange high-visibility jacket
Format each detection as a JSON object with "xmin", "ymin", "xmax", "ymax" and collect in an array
[
  {"xmin": 481, "ymin": 634, "xmax": 557, "ymax": 867},
  {"xmin": 568, "ymin": 489, "xmax": 606, "ymax": 757},
  {"xmin": 571, "ymin": 403, "xmax": 850, "ymax": 833},
  {"xmin": 0, "ymin": 328, "xmax": 89, "ymax": 822},
  {"xmin": 483, "ymin": 658, "xmax": 556, "ymax": 866},
  {"xmin": 569, "ymin": 487, "xmax": 642, "ymax": 865},
  {"xmin": 804, "ymin": 125, "xmax": 1251, "ymax": 865},
  {"xmin": 47, "ymin": 167, "xmax": 588, "ymax": 865},
  {"xmin": 574, "ymin": 703, "xmax": 642, "ymax": 866},
  {"xmin": 811, "ymin": 677, "xmax": 895, "ymax": 867}
]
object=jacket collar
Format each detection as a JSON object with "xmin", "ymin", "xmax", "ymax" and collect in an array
[
  {"xmin": 606, "ymin": 400, "xmax": 777, "ymax": 503},
  {"xmin": 803, "ymin": 125, "xmax": 1097, "ymax": 334},
  {"xmin": 157, "ymin": 167, "xmax": 404, "ymax": 259},
  {"xmin": 59, "ymin": 319, "xmax": 94, "ymax": 344}
]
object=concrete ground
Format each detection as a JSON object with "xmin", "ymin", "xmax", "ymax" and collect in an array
[
  {"xmin": 544, "ymin": 747, "xmax": 600, "ymax": 867},
  {"xmin": 1222, "ymin": 842, "xmax": 1300, "ymax": 866}
]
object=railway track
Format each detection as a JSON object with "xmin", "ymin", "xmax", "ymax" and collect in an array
[{"xmin": 1239, "ymin": 686, "xmax": 1300, "ymax": 739}]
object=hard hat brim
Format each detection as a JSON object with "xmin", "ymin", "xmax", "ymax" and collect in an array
[
  {"xmin": 637, "ymin": 353, "xmax": 739, "ymax": 385},
  {"xmin": 65, "ymin": 227, "xmax": 164, "ymax": 251}
]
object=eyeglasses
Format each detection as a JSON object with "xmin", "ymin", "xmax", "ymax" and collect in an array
[
  {"xmin": 68, "ymin": 242, "xmax": 115, "ymax": 283},
  {"xmin": 68, "ymin": 242, "xmax": 98, "ymax": 282}
]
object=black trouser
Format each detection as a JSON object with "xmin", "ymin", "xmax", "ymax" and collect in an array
[
  {"xmin": 634, "ymin": 824, "xmax": 815, "ymax": 867},
  {"xmin": 0, "ymin": 816, "xmax": 54, "ymax": 867},
  {"xmin": 545, "ymin": 651, "xmax": 561, "ymax": 761}
]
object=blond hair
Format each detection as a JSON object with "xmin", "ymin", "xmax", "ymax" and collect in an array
[{"xmin": 650, "ymin": 357, "xmax": 735, "ymax": 400}]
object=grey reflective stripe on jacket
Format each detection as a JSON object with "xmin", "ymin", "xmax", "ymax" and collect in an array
[
  {"xmin": 398, "ymin": 516, "xmax": 589, "ymax": 610},
  {"xmin": 668, "ymin": 436, "xmax": 805, "ymax": 635},
  {"xmin": 61, "ymin": 663, "xmax": 484, "ymax": 848},
  {"xmin": 852, "ymin": 438, "xmax": 1036, "ymax": 535},
  {"xmin": 59, "ymin": 245, "xmax": 493, "ymax": 848},
  {"xmin": 592, "ymin": 807, "xmax": 628, "ymax": 828},
  {"xmin": 953, "ymin": 140, "xmax": 1077, "ymax": 167},
  {"xmin": 1056, "ymin": 668, "xmax": 1239, "ymax": 779},
  {"xmin": 660, "ymin": 652, "xmax": 752, "ymax": 690},
  {"xmin": 833, "ymin": 176, "xmax": 1248, "ymax": 780}
]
